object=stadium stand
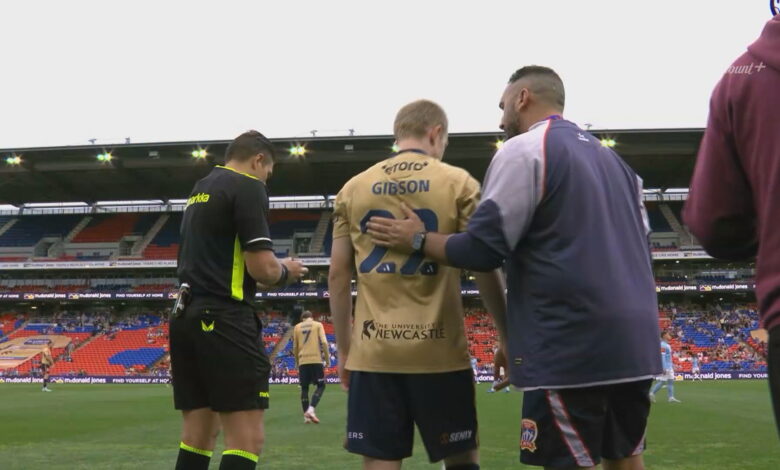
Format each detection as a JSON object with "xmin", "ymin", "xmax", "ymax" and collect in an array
[
  {"xmin": 0, "ymin": 205, "xmax": 697, "ymax": 261},
  {"xmin": 142, "ymin": 213, "xmax": 182, "ymax": 259},
  {"xmin": 268, "ymin": 210, "xmax": 321, "ymax": 239},
  {"xmin": 0, "ymin": 215, "xmax": 83, "ymax": 247},
  {"xmin": 72, "ymin": 213, "xmax": 158, "ymax": 243},
  {"xmin": 645, "ymin": 202, "xmax": 673, "ymax": 233},
  {"xmin": 660, "ymin": 305, "xmax": 767, "ymax": 373}
]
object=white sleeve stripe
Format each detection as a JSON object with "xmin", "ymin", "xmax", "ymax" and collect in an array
[{"xmin": 246, "ymin": 237, "xmax": 272, "ymax": 244}]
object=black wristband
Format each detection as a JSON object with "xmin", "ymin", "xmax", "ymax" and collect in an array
[{"xmin": 275, "ymin": 264, "xmax": 289, "ymax": 287}]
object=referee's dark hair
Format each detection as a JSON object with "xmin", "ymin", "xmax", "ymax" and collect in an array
[
  {"xmin": 508, "ymin": 65, "xmax": 565, "ymax": 111},
  {"xmin": 225, "ymin": 130, "xmax": 277, "ymax": 165}
]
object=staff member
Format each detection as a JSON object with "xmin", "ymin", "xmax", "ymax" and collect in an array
[
  {"xmin": 171, "ymin": 130, "xmax": 308, "ymax": 470},
  {"xmin": 684, "ymin": 14, "xmax": 780, "ymax": 437},
  {"xmin": 368, "ymin": 66, "xmax": 661, "ymax": 470}
]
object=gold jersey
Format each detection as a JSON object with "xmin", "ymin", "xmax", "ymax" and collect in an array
[
  {"xmin": 332, "ymin": 150, "xmax": 480, "ymax": 373},
  {"xmin": 41, "ymin": 348, "xmax": 53, "ymax": 366},
  {"xmin": 293, "ymin": 319, "xmax": 330, "ymax": 367}
]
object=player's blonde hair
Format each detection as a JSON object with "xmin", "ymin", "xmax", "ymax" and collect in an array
[{"xmin": 393, "ymin": 100, "xmax": 448, "ymax": 141}]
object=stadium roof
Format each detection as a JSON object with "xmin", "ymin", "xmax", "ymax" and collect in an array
[{"xmin": 0, "ymin": 129, "xmax": 703, "ymax": 205}]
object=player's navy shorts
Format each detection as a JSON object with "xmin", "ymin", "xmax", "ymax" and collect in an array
[
  {"xmin": 299, "ymin": 363, "xmax": 325, "ymax": 387},
  {"xmin": 346, "ymin": 369, "xmax": 477, "ymax": 462},
  {"xmin": 520, "ymin": 379, "xmax": 652, "ymax": 468},
  {"xmin": 170, "ymin": 297, "xmax": 270, "ymax": 412}
]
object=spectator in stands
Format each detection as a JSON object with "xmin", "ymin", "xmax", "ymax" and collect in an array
[
  {"xmin": 64, "ymin": 341, "xmax": 75, "ymax": 362},
  {"xmin": 369, "ymin": 66, "xmax": 661, "ymax": 469},
  {"xmin": 683, "ymin": 14, "xmax": 780, "ymax": 437}
]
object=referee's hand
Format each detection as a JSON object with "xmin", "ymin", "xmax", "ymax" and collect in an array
[{"xmin": 281, "ymin": 258, "xmax": 309, "ymax": 285}]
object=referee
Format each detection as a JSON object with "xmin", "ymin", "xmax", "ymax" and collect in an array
[{"xmin": 171, "ymin": 130, "xmax": 308, "ymax": 470}]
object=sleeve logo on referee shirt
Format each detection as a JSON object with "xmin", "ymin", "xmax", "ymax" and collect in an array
[{"xmin": 520, "ymin": 419, "xmax": 538, "ymax": 452}]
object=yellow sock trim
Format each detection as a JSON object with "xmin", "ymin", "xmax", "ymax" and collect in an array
[
  {"xmin": 223, "ymin": 449, "xmax": 259, "ymax": 463},
  {"xmin": 180, "ymin": 442, "xmax": 213, "ymax": 458}
]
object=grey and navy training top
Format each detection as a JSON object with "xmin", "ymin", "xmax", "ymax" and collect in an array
[{"xmin": 446, "ymin": 118, "xmax": 662, "ymax": 390}]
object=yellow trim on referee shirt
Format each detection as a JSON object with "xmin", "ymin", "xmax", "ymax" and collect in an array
[
  {"xmin": 259, "ymin": 391, "xmax": 270, "ymax": 398},
  {"xmin": 216, "ymin": 165, "xmax": 258, "ymax": 180},
  {"xmin": 223, "ymin": 449, "xmax": 259, "ymax": 463},
  {"xmin": 180, "ymin": 442, "xmax": 213, "ymax": 458},
  {"xmin": 231, "ymin": 236, "xmax": 245, "ymax": 301}
]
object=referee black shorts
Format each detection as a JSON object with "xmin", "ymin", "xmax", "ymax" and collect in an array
[{"xmin": 170, "ymin": 297, "xmax": 270, "ymax": 412}]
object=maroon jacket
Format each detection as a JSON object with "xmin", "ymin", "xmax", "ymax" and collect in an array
[{"xmin": 684, "ymin": 15, "xmax": 780, "ymax": 331}]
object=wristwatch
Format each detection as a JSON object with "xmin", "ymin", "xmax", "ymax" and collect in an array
[{"xmin": 411, "ymin": 231, "xmax": 427, "ymax": 251}]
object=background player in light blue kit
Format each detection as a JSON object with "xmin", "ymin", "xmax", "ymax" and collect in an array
[{"xmin": 650, "ymin": 331, "xmax": 682, "ymax": 403}]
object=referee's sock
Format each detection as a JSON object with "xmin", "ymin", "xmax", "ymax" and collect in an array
[
  {"xmin": 219, "ymin": 449, "xmax": 258, "ymax": 469},
  {"xmin": 176, "ymin": 442, "xmax": 212, "ymax": 470},
  {"xmin": 446, "ymin": 464, "xmax": 480, "ymax": 470}
]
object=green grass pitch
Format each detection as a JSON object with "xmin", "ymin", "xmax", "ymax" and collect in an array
[{"xmin": 0, "ymin": 381, "xmax": 778, "ymax": 469}]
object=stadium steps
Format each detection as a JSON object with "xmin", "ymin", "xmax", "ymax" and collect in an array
[
  {"xmin": 270, "ymin": 327, "xmax": 295, "ymax": 358},
  {"xmin": 4, "ymin": 320, "xmax": 28, "ymax": 339},
  {"xmin": 63, "ymin": 216, "xmax": 93, "ymax": 244},
  {"xmin": 147, "ymin": 351, "xmax": 170, "ymax": 372},
  {"xmin": 308, "ymin": 211, "xmax": 332, "ymax": 254},
  {"xmin": 132, "ymin": 213, "xmax": 170, "ymax": 256},
  {"xmin": 659, "ymin": 203, "xmax": 693, "ymax": 246},
  {"xmin": 0, "ymin": 218, "xmax": 18, "ymax": 238}
]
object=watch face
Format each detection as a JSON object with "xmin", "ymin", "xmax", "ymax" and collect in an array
[{"xmin": 412, "ymin": 232, "xmax": 423, "ymax": 250}]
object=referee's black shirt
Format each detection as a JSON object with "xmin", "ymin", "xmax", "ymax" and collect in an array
[{"xmin": 177, "ymin": 165, "xmax": 273, "ymax": 304}]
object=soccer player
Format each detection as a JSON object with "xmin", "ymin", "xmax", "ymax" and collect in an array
[
  {"xmin": 683, "ymin": 14, "xmax": 780, "ymax": 436},
  {"xmin": 172, "ymin": 131, "xmax": 308, "ymax": 470},
  {"xmin": 470, "ymin": 356, "xmax": 479, "ymax": 382},
  {"xmin": 292, "ymin": 310, "xmax": 331, "ymax": 424},
  {"xmin": 329, "ymin": 99, "xmax": 508, "ymax": 470},
  {"xmin": 650, "ymin": 332, "xmax": 681, "ymax": 403},
  {"xmin": 487, "ymin": 340, "xmax": 509, "ymax": 393},
  {"xmin": 690, "ymin": 353, "xmax": 702, "ymax": 381},
  {"xmin": 41, "ymin": 342, "xmax": 53, "ymax": 392},
  {"xmin": 368, "ymin": 66, "xmax": 661, "ymax": 470}
]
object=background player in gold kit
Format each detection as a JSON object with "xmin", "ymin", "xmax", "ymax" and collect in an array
[
  {"xmin": 292, "ymin": 310, "xmax": 331, "ymax": 424},
  {"xmin": 329, "ymin": 100, "xmax": 508, "ymax": 470},
  {"xmin": 41, "ymin": 342, "xmax": 53, "ymax": 392}
]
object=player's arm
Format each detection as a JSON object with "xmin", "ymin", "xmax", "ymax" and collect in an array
[
  {"xmin": 328, "ymin": 236, "xmax": 354, "ymax": 390},
  {"xmin": 292, "ymin": 327, "xmax": 300, "ymax": 369},
  {"xmin": 683, "ymin": 89, "xmax": 757, "ymax": 260},
  {"xmin": 319, "ymin": 324, "xmax": 331, "ymax": 368},
  {"xmin": 473, "ymin": 269, "xmax": 509, "ymax": 348}
]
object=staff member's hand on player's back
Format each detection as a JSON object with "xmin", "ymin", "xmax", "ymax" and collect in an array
[{"xmin": 367, "ymin": 202, "xmax": 423, "ymax": 251}]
